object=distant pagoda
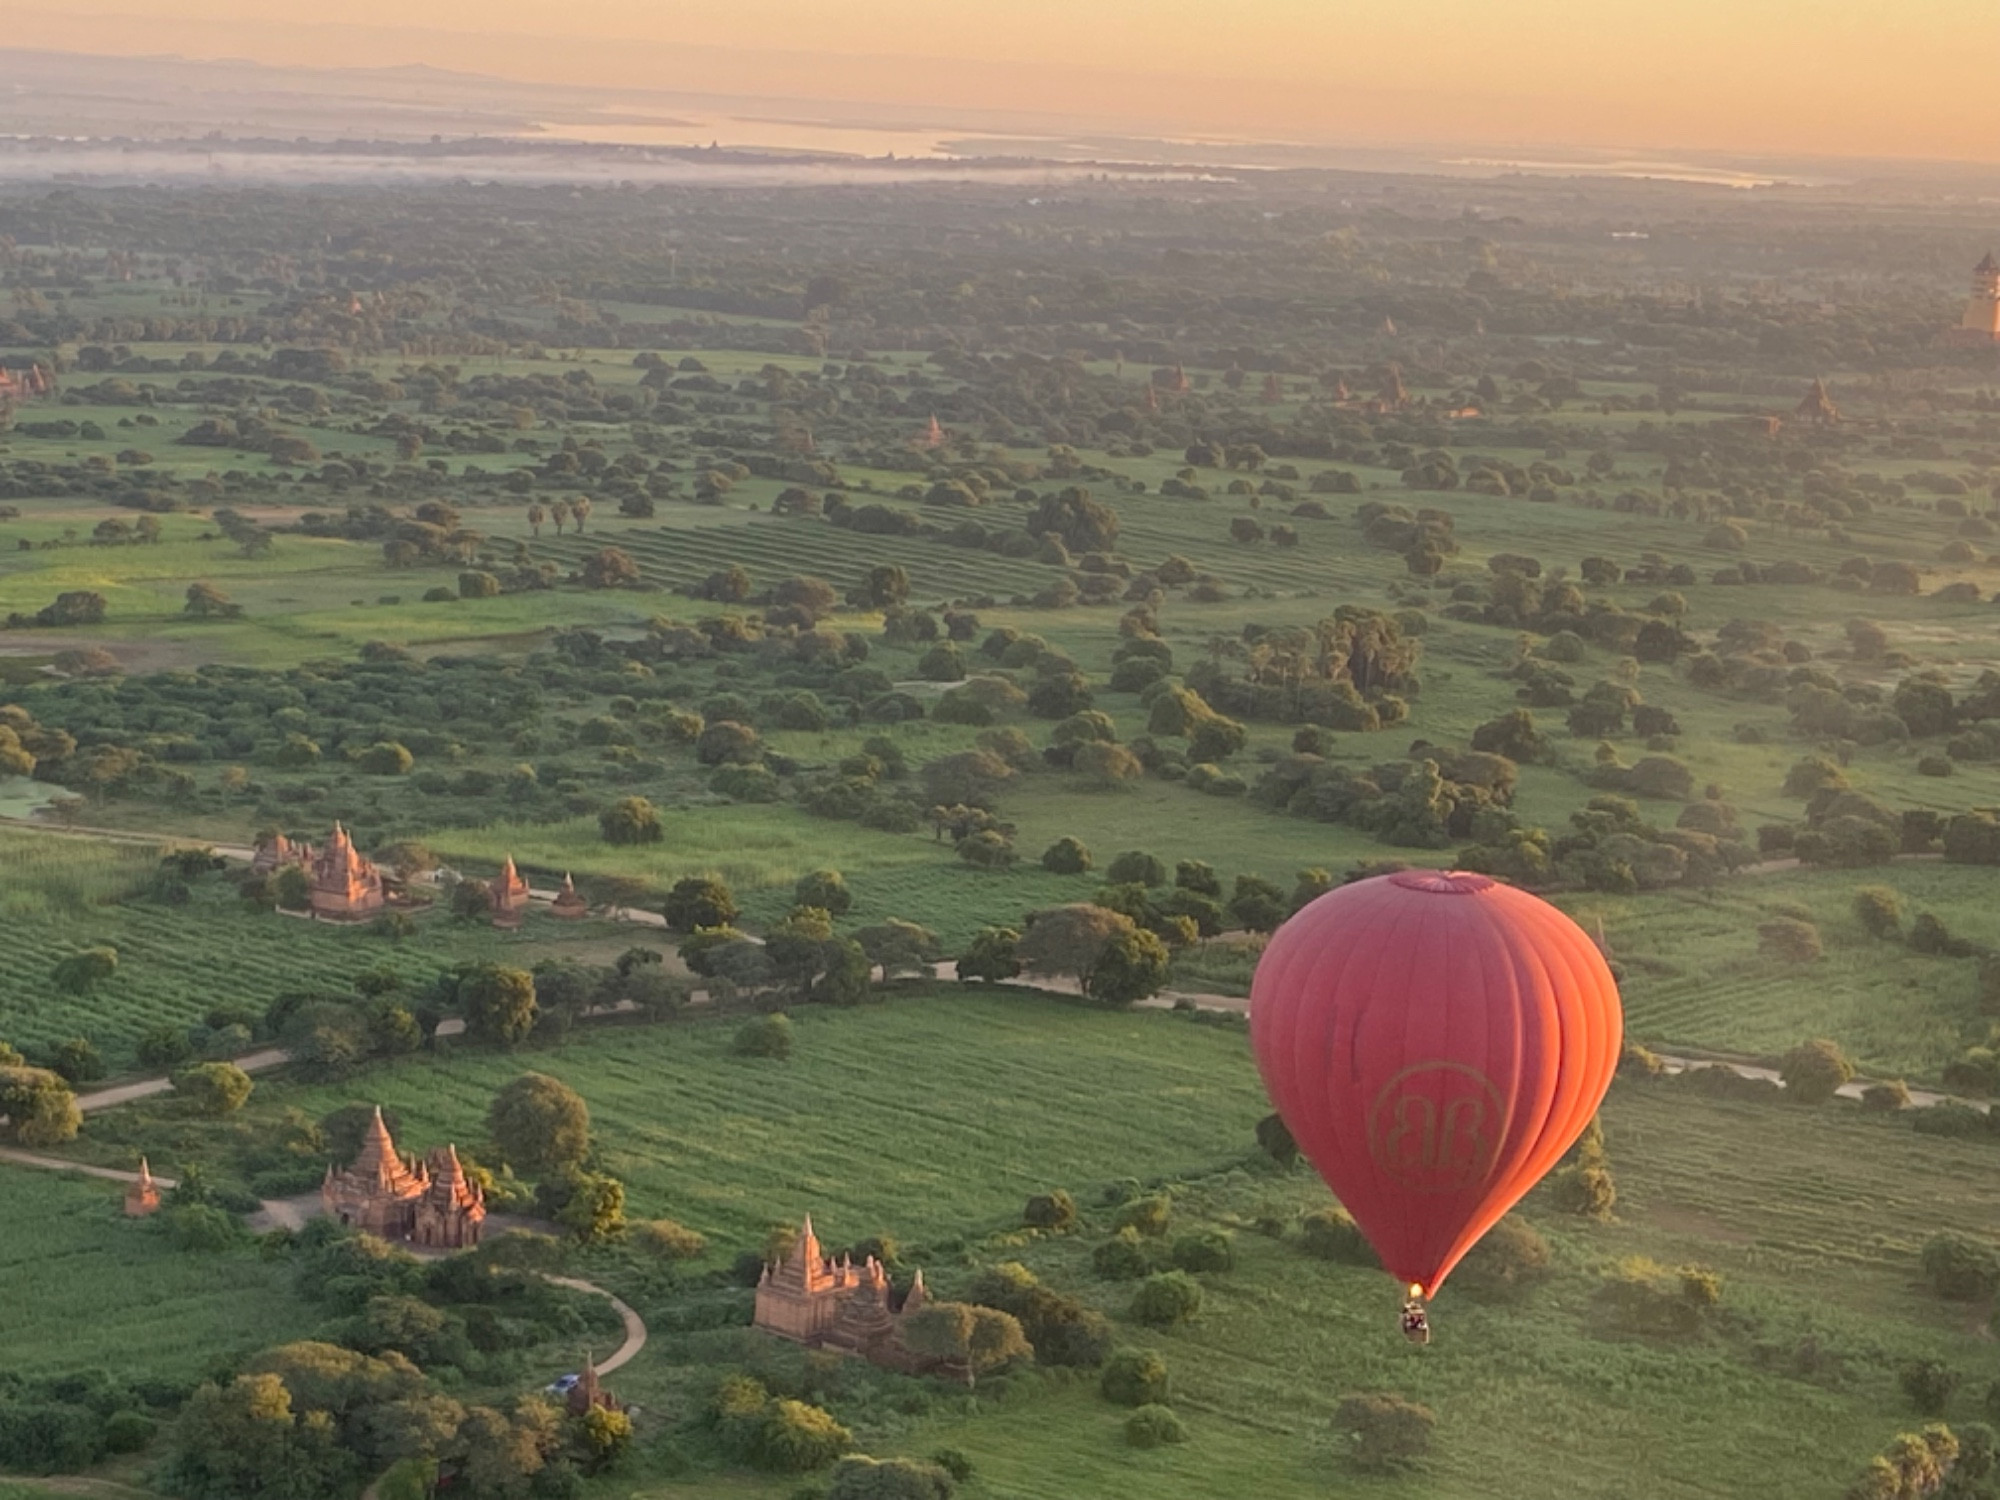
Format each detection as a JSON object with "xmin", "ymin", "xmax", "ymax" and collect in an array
[
  {"xmin": 489, "ymin": 855, "xmax": 531, "ymax": 928},
  {"xmin": 1945, "ymin": 253, "xmax": 2000, "ymax": 345},
  {"xmin": 1794, "ymin": 378, "xmax": 1840, "ymax": 427}
]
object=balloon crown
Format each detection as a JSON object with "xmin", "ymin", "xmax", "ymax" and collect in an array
[{"xmin": 1386, "ymin": 869, "xmax": 1494, "ymax": 895}]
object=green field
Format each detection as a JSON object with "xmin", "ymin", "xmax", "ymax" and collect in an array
[
  {"xmin": 0, "ymin": 826, "xmax": 660, "ymax": 1069},
  {"xmin": 0, "ymin": 1167, "xmax": 323, "ymax": 1380},
  {"xmin": 72, "ymin": 989, "xmax": 1269, "ymax": 1249}
]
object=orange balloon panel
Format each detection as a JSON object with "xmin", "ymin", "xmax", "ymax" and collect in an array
[{"xmin": 1250, "ymin": 870, "xmax": 1621, "ymax": 1296}]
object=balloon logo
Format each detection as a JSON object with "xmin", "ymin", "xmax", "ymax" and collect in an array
[
  {"xmin": 1367, "ymin": 1063, "xmax": 1503, "ymax": 1192},
  {"xmin": 1251, "ymin": 869, "xmax": 1622, "ymax": 1302}
]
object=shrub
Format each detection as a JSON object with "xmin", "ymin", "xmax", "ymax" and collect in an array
[
  {"xmin": 1171, "ymin": 1230, "xmax": 1235, "ymax": 1273},
  {"xmin": 1757, "ymin": 918, "xmax": 1822, "ymax": 963},
  {"xmin": 793, "ymin": 869, "xmax": 853, "ymax": 916},
  {"xmin": 1780, "ymin": 1039, "xmax": 1854, "ymax": 1104},
  {"xmin": 1023, "ymin": 1190, "xmax": 1077, "ymax": 1231},
  {"xmin": 102, "ymin": 1411, "xmax": 156, "ymax": 1454},
  {"xmin": 1125, "ymin": 1405, "xmax": 1187, "ymax": 1448},
  {"xmin": 1594, "ymin": 1258, "xmax": 1713, "ymax": 1336},
  {"xmin": 1106, "ymin": 850, "xmax": 1168, "ymax": 887},
  {"xmin": 1255, "ymin": 1111, "xmax": 1299, "ymax": 1166},
  {"xmin": 827, "ymin": 1455, "xmax": 955, "ymax": 1500},
  {"xmin": 48, "ymin": 1036, "xmax": 105, "ymax": 1084},
  {"xmin": 1450, "ymin": 1216, "xmax": 1552, "ymax": 1302},
  {"xmin": 599, "ymin": 796, "xmax": 664, "ymax": 845},
  {"xmin": 1300, "ymin": 1207, "xmax": 1379, "ymax": 1266},
  {"xmin": 1129, "ymin": 1270, "xmax": 1203, "ymax": 1327},
  {"xmin": 1853, "ymin": 885, "xmax": 1903, "ymax": 939},
  {"xmin": 734, "ymin": 1014, "xmax": 794, "ymax": 1059},
  {"xmin": 1092, "ymin": 1228, "xmax": 1159, "ymax": 1281},
  {"xmin": 1862, "ymin": 1079, "xmax": 1912, "ymax": 1112},
  {"xmin": 164, "ymin": 1202, "xmax": 242, "ymax": 1252},
  {"xmin": 1114, "ymin": 1194, "xmax": 1173, "ymax": 1237},
  {"xmin": 1548, "ymin": 1155, "xmax": 1617, "ymax": 1219},
  {"xmin": 752, "ymin": 1399, "xmax": 853, "ymax": 1472},
  {"xmin": 1041, "ymin": 836, "xmax": 1093, "ymax": 874},
  {"xmin": 636, "ymin": 1219, "xmax": 709, "ymax": 1260},
  {"xmin": 173, "ymin": 1061, "xmax": 254, "ymax": 1117},
  {"xmin": 1911, "ymin": 912, "xmax": 1977, "ymax": 957},
  {"xmin": 1334, "ymin": 1393, "xmax": 1435, "ymax": 1471},
  {"xmin": 931, "ymin": 1449, "xmax": 974, "ymax": 1483},
  {"xmin": 1901, "ymin": 1359, "xmax": 1962, "ymax": 1417},
  {"xmin": 1921, "ymin": 1232, "xmax": 2000, "ymax": 1301},
  {"xmin": 1916, "ymin": 1101, "xmax": 1994, "ymax": 1140},
  {"xmin": 1100, "ymin": 1350, "xmax": 1171, "ymax": 1407}
]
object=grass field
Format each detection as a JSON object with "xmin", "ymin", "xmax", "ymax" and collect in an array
[
  {"xmin": 0, "ymin": 827, "xmax": 660, "ymax": 1068},
  {"xmin": 0, "ymin": 1167, "xmax": 324, "ymax": 1380},
  {"xmin": 591, "ymin": 1036, "xmax": 2000, "ymax": 1500},
  {"xmin": 68, "ymin": 989, "xmax": 1270, "ymax": 1252},
  {"xmin": 1575, "ymin": 861, "xmax": 2000, "ymax": 1077}
]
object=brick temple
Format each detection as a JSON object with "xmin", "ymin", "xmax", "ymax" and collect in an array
[
  {"xmin": 320, "ymin": 1106, "xmax": 487, "ymax": 1248},
  {"xmin": 251, "ymin": 823, "xmax": 387, "ymax": 921},
  {"xmin": 753, "ymin": 1213, "xmax": 929, "ymax": 1369}
]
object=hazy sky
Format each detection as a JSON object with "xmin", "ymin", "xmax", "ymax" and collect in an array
[{"xmin": 12, "ymin": 0, "xmax": 2000, "ymax": 159}]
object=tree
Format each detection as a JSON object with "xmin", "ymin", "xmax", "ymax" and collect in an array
[
  {"xmin": 855, "ymin": 920, "xmax": 943, "ymax": 979},
  {"xmin": 488, "ymin": 1073, "xmax": 591, "ymax": 1176},
  {"xmin": 1227, "ymin": 875, "xmax": 1288, "ymax": 932},
  {"xmin": 1335, "ymin": 1393, "xmax": 1435, "ymax": 1471},
  {"xmin": 1129, "ymin": 1270, "xmax": 1203, "ymax": 1327},
  {"xmin": 161, "ymin": 1373, "xmax": 348, "ymax": 1500},
  {"xmin": 271, "ymin": 864, "xmax": 312, "ymax": 911},
  {"xmin": 1027, "ymin": 487, "xmax": 1120, "ymax": 552},
  {"xmin": 664, "ymin": 875, "xmax": 738, "ymax": 932},
  {"xmin": 0, "ymin": 1065, "xmax": 80, "ymax": 1146},
  {"xmin": 580, "ymin": 548, "xmax": 640, "ymax": 588},
  {"xmin": 794, "ymin": 869, "xmax": 852, "ymax": 916},
  {"xmin": 956, "ymin": 927, "xmax": 1022, "ymax": 983},
  {"xmin": 1017, "ymin": 904, "xmax": 1135, "ymax": 986},
  {"xmin": 184, "ymin": 581, "xmax": 242, "ymax": 619},
  {"xmin": 599, "ymin": 796, "xmax": 663, "ymax": 845},
  {"xmin": 454, "ymin": 964, "xmax": 538, "ymax": 1047},
  {"xmin": 1085, "ymin": 927, "xmax": 1170, "ymax": 1006},
  {"xmin": 552, "ymin": 1170, "xmax": 626, "ymax": 1244},
  {"xmin": 174, "ymin": 1061, "xmax": 253, "ymax": 1117},
  {"xmin": 901, "ymin": 1302, "xmax": 1031, "ymax": 1386},
  {"xmin": 1780, "ymin": 1039, "xmax": 1853, "ymax": 1104}
]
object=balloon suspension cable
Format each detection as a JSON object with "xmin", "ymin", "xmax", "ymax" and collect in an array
[{"xmin": 1399, "ymin": 1284, "xmax": 1432, "ymax": 1346}]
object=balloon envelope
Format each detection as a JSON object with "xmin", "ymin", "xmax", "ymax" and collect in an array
[{"xmin": 1250, "ymin": 869, "xmax": 1621, "ymax": 1295}]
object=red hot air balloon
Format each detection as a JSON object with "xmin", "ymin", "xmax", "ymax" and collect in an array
[{"xmin": 1250, "ymin": 870, "xmax": 1620, "ymax": 1326}]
